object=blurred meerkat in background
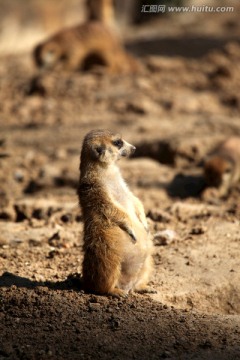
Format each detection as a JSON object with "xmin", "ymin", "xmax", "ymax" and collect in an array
[
  {"xmin": 86, "ymin": 0, "xmax": 116, "ymax": 30},
  {"xmin": 203, "ymin": 137, "xmax": 240, "ymax": 197},
  {"xmin": 33, "ymin": 21, "xmax": 141, "ymax": 73}
]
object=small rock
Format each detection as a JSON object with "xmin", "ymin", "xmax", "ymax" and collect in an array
[
  {"xmin": 147, "ymin": 209, "xmax": 172, "ymax": 223},
  {"xmin": 89, "ymin": 303, "xmax": 101, "ymax": 312},
  {"xmin": 153, "ymin": 229, "xmax": 177, "ymax": 246},
  {"xmin": 55, "ymin": 148, "xmax": 67, "ymax": 160},
  {"xmin": 170, "ymin": 202, "xmax": 219, "ymax": 221},
  {"xmin": 48, "ymin": 231, "xmax": 61, "ymax": 246},
  {"xmin": 126, "ymin": 97, "xmax": 158, "ymax": 115},
  {"xmin": 61, "ymin": 213, "xmax": 72, "ymax": 223},
  {"xmin": 28, "ymin": 238, "xmax": 41, "ymax": 247},
  {"xmin": 47, "ymin": 250, "xmax": 60, "ymax": 259},
  {"xmin": 10, "ymin": 238, "xmax": 23, "ymax": 245},
  {"xmin": 14, "ymin": 169, "xmax": 24, "ymax": 182},
  {"xmin": 190, "ymin": 227, "xmax": 205, "ymax": 235}
]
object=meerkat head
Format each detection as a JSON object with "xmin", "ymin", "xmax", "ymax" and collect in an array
[
  {"xmin": 34, "ymin": 41, "xmax": 62, "ymax": 69},
  {"xmin": 204, "ymin": 156, "xmax": 233, "ymax": 187},
  {"xmin": 82, "ymin": 129, "xmax": 136, "ymax": 165}
]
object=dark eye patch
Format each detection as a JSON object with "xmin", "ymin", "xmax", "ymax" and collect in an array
[
  {"xmin": 224, "ymin": 167, "xmax": 232, "ymax": 174},
  {"xmin": 96, "ymin": 146, "xmax": 103, "ymax": 155},
  {"xmin": 112, "ymin": 139, "xmax": 123, "ymax": 149}
]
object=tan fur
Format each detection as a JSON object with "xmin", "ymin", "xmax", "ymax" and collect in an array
[
  {"xmin": 204, "ymin": 137, "xmax": 240, "ymax": 197},
  {"xmin": 86, "ymin": 0, "xmax": 116, "ymax": 30},
  {"xmin": 78, "ymin": 130, "xmax": 153, "ymax": 297},
  {"xmin": 33, "ymin": 21, "xmax": 140, "ymax": 74}
]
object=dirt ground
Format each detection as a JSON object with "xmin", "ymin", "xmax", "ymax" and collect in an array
[{"xmin": 1, "ymin": 1, "xmax": 240, "ymax": 359}]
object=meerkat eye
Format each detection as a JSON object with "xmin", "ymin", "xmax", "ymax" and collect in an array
[
  {"xmin": 112, "ymin": 139, "xmax": 123, "ymax": 149},
  {"xmin": 224, "ymin": 167, "xmax": 231, "ymax": 174}
]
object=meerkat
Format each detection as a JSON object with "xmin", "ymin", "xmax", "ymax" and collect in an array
[
  {"xmin": 78, "ymin": 129, "xmax": 154, "ymax": 297},
  {"xmin": 203, "ymin": 136, "xmax": 240, "ymax": 197},
  {"xmin": 33, "ymin": 21, "xmax": 140, "ymax": 74}
]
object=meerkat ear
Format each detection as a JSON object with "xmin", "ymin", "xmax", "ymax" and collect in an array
[{"xmin": 91, "ymin": 144, "xmax": 105, "ymax": 159}]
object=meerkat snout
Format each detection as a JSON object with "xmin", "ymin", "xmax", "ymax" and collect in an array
[
  {"xmin": 120, "ymin": 141, "xmax": 136, "ymax": 157},
  {"xmin": 34, "ymin": 43, "xmax": 61, "ymax": 69}
]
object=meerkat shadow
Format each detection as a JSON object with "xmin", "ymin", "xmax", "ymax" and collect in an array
[
  {"xmin": 0, "ymin": 272, "xmax": 84, "ymax": 291},
  {"xmin": 167, "ymin": 173, "xmax": 206, "ymax": 199},
  {"xmin": 126, "ymin": 36, "xmax": 240, "ymax": 59}
]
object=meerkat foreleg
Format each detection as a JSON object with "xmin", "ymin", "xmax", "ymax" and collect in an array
[
  {"xmin": 118, "ymin": 221, "xmax": 137, "ymax": 243},
  {"xmin": 104, "ymin": 202, "xmax": 137, "ymax": 243},
  {"xmin": 132, "ymin": 195, "xmax": 149, "ymax": 232}
]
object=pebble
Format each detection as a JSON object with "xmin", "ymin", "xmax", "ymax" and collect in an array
[
  {"xmin": 153, "ymin": 229, "xmax": 177, "ymax": 246},
  {"xmin": 89, "ymin": 303, "xmax": 101, "ymax": 311},
  {"xmin": 190, "ymin": 227, "xmax": 205, "ymax": 235}
]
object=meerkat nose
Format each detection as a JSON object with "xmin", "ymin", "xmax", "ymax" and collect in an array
[{"xmin": 131, "ymin": 146, "xmax": 136, "ymax": 154}]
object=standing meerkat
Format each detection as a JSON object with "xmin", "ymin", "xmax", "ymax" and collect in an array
[
  {"xmin": 203, "ymin": 136, "xmax": 240, "ymax": 197},
  {"xmin": 33, "ymin": 21, "xmax": 140, "ymax": 73},
  {"xmin": 78, "ymin": 130, "xmax": 154, "ymax": 297}
]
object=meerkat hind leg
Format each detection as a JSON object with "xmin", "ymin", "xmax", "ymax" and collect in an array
[
  {"xmin": 108, "ymin": 287, "xmax": 128, "ymax": 298},
  {"xmin": 83, "ymin": 243, "xmax": 128, "ymax": 298},
  {"xmin": 134, "ymin": 256, "xmax": 157, "ymax": 294}
]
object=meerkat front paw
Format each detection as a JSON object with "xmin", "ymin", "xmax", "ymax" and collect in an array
[
  {"xmin": 119, "ymin": 222, "xmax": 137, "ymax": 243},
  {"xmin": 126, "ymin": 228, "xmax": 137, "ymax": 243},
  {"xmin": 143, "ymin": 223, "xmax": 149, "ymax": 233},
  {"xmin": 136, "ymin": 212, "xmax": 149, "ymax": 233}
]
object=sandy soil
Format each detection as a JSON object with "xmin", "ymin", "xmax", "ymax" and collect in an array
[{"xmin": 0, "ymin": 2, "xmax": 240, "ymax": 359}]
